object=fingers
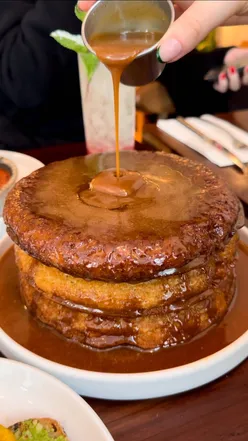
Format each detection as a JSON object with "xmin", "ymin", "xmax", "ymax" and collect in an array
[
  {"xmin": 213, "ymin": 72, "xmax": 229, "ymax": 94},
  {"xmin": 158, "ymin": 1, "xmax": 242, "ymax": 63},
  {"xmin": 222, "ymin": 47, "xmax": 248, "ymax": 91},
  {"xmin": 213, "ymin": 67, "xmax": 244, "ymax": 93},
  {"xmin": 224, "ymin": 47, "xmax": 248, "ymax": 65},
  {"xmin": 227, "ymin": 66, "xmax": 241, "ymax": 91},
  {"xmin": 173, "ymin": 1, "xmax": 194, "ymax": 19},
  {"xmin": 78, "ymin": 1, "xmax": 95, "ymax": 11}
]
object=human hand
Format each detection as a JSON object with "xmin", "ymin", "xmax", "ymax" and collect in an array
[
  {"xmin": 213, "ymin": 48, "xmax": 248, "ymax": 93},
  {"xmin": 157, "ymin": 1, "xmax": 248, "ymax": 63},
  {"xmin": 78, "ymin": 1, "xmax": 95, "ymax": 11},
  {"xmin": 78, "ymin": 1, "xmax": 248, "ymax": 65}
]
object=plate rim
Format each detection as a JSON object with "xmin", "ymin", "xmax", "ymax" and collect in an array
[
  {"xmin": 0, "ymin": 150, "xmax": 44, "ymax": 170},
  {"xmin": 0, "ymin": 150, "xmax": 44, "ymax": 241}
]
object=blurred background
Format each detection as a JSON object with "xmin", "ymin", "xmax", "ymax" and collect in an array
[
  {"xmin": 136, "ymin": 25, "xmax": 248, "ymax": 144},
  {"xmin": 217, "ymin": 25, "xmax": 248, "ymax": 47},
  {"xmin": 1, "ymin": 1, "xmax": 248, "ymax": 152}
]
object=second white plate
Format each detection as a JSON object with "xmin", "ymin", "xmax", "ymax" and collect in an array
[
  {"xmin": 0, "ymin": 358, "xmax": 114, "ymax": 441},
  {"xmin": 0, "ymin": 150, "xmax": 43, "ymax": 241}
]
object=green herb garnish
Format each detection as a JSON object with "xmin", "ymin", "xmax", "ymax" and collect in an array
[
  {"xmin": 50, "ymin": 31, "xmax": 87, "ymax": 54},
  {"xmin": 50, "ymin": 3, "xmax": 99, "ymax": 81}
]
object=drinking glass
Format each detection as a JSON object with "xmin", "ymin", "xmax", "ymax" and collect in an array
[{"xmin": 78, "ymin": 56, "xmax": 136, "ymax": 154}]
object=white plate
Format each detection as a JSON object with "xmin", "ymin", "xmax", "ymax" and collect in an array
[
  {"xmin": 0, "ymin": 358, "xmax": 114, "ymax": 441},
  {"xmin": 0, "ymin": 231, "xmax": 247, "ymax": 401},
  {"xmin": 0, "ymin": 150, "xmax": 43, "ymax": 241}
]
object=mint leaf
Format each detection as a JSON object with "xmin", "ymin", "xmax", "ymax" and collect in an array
[
  {"xmin": 50, "ymin": 30, "xmax": 87, "ymax": 53},
  {"xmin": 51, "ymin": 26, "xmax": 99, "ymax": 81},
  {"xmin": 75, "ymin": 4, "xmax": 87, "ymax": 22},
  {"xmin": 80, "ymin": 53, "xmax": 99, "ymax": 81}
]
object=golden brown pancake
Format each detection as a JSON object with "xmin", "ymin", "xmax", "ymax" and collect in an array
[
  {"xmin": 18, "ymin": 259, "xmax": 236, "ymax": 350},
  {"xmin": 15, "ymin": 234, "xmax": 237, "ymax": 317},
  {"xmin": 4, "ymin": 152, "xmax": 242, "ymax": 282},
  {"xmin": 3, "ymin": 151, "xmax": 243, "ymax": 350}
]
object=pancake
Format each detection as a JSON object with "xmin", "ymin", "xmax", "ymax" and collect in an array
[
  {"xmin": 15, "ymin": 234, "xmax": 237, "ymax": 316},
  {"xmin": 18, "ymin": 261, "xmax": 236, "ymax": 350},
  {"xmin": 3, "ymin": 151, "xmax": 243, "ymax": 351},
  {"xmin": 4, "ymin": 152, "xmax": 242, "ymax": 282}
]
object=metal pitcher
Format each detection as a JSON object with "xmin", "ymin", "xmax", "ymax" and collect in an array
[{"xmin": 81, "ymin": 0, "xmax": 175, "ymax": 87}]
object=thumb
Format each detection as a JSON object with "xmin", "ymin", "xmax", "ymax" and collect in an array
[
  {"xmin": 78, "ymin": 1, "xmax": 95, "ymax": 11},
  {"xmin": 158, "ymin": 1, "xmax": 240, "ymax": 63}
]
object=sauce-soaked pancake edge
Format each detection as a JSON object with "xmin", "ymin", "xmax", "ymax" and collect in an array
[{"xmin": 0, "ymin": 246, "xmax": 247, "ymax": 374}]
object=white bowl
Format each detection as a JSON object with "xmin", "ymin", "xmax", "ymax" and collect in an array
[
  {"xmin": 0, "ymin": 158, "xmax": 17, "ymax": 216},
  {"xmin": 0, "ymin": 150, "xmax": 43, "ymax": 241},
  {"xmin": 0, "ymin": 358, "xmax": 114, "ymax": 441},
  {"xmin": 0, "ymin": 232, "xmax": 247, "ymax": 401}
]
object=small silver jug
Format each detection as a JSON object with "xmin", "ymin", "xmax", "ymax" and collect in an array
[{"xmin": 82, "ymin": 0, "xmax": 175, "ymax": 87}]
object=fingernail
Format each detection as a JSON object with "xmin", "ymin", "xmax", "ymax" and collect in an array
[
  {"xmin": 229, "ymin": 66, "xmax": 236, "ymax": 74},
  {"xmin": 157, "ymin": 39, "xmax": 182, "ymax": 62},
  {"xmin": 220, "ymin": 72, "xmax": 227, "ymax": 80},
  {"xmin": 156, "ymin": 47, "xmax": 164, "ymax": 63}
]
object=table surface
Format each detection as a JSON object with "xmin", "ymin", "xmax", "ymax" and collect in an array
[
  {"xmin": 144, "ymin": 109, "xmax": 248, "ymax": 219},
  {"xmin": 2, "ymin": 111, "xmax": 248, "ymax": 441}
]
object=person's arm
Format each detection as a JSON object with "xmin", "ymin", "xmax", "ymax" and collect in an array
[{"xmin": 0, "ymin": 0, "xmax": 79, "ymax": 109}]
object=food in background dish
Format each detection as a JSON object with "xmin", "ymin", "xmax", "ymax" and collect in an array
[
  {"xmin": 3, "ymin": 151, "xmax": 244, "ymax": 351},
  {"xmin": 0, "ymin": 424, "xmax": 16, "ymax": 441},
  {"xmin": 0, "ymin": 168, "xmax": 10, "ymax": 189},
  {"xmin": 0, "ymin": 418, "xmax": 69, "ymax": 441}
]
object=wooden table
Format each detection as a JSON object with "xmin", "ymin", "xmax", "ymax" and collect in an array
[
  {"xmin": 144, "ymin": 109, "xmax": 248, "ymax": 219},
  {"xmin": 3, "ymin": 112, "xmax": 248, "ymax": 441}
]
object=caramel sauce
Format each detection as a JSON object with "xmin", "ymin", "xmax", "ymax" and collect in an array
[
  {"xmin": 81, "ymin": 168, "xmax": 148, "ymax": 209},
  {"xmin": 0, "ymin": 246, "xmax": 247, "ymax": 374},
  {"xmin": 90, "ymin": 169, "xmax": 145, "ymax": 197},
  {"xmin": 88, "ymin": 31, "xmax": 162, "ymax": 193},
  {"xmin": 36, "ymin": 153, "xmax": 201, "ymax": 224}
]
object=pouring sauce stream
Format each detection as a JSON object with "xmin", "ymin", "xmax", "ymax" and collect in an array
[{"xmin": 89, "ymin": 31, "xmax": 162, "ymax": 181}]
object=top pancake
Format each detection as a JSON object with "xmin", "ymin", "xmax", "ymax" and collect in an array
[{"xmin": 4, "ymin": 151, "xmax": 242, "ymax": 282}]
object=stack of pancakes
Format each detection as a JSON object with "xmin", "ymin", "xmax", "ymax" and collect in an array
[{"xmin": 3, "ymin": 152, "xmax": 243, "ymax": 350}]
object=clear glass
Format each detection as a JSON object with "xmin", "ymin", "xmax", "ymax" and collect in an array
[{"xmin": 78, "ymin": 56, "xmax": 136, "ymax": 154}]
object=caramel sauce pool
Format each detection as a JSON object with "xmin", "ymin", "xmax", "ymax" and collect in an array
[
  {"xmin": 0, "ymin": 246, "xmax": 247, "ymax": 374},
  {"xmin": 89, "ymin": 31, "xmax": 162, "ymax": 179}
]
